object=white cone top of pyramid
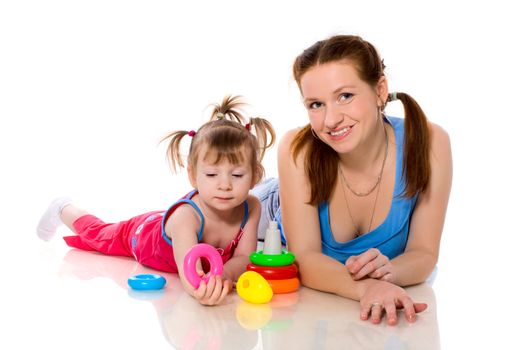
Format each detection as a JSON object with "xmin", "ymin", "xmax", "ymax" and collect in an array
[{"xmin": 263, "ymin": 220, "xmax": 282, "ymax": 255}]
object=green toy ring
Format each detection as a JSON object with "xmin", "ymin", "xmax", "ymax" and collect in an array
[{"xmin": 249, "ymin": 250, "xmax": 295, "ymax": 267}]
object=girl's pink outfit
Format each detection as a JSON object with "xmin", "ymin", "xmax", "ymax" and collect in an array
[{"xmin": 63, "ymin": 190, "xmax": 248, "ymax": 273}]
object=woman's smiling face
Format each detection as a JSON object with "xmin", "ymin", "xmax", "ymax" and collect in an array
[{"xmin": 300, "ymin": 60, "xmax": 386, "ymax": 154}]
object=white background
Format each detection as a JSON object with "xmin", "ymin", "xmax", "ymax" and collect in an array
[{"xmin": 1, "ymin": 0, "xmax": 524, "ymax": 348}]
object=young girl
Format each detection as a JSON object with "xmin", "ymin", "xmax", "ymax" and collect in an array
[{"xmin": 37, "ymin": 95, "xmax": 276, "ymax": 306}]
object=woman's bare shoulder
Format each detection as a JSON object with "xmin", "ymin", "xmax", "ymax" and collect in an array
[
  {"xmin": 278, "ymin": 127, "xmax": 305, "ymax": 165},
  {"xmin": 429, "ymin": 122, "xmax": 450, "ymax": 147},
  {"xmin": 279, "ymin": 128, "xmax": 301, "ymax": 148}
]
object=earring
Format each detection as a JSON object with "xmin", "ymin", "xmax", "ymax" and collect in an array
[{"xmin": 377, "ymin": 105, "xmax": 386, "ymax": 120}]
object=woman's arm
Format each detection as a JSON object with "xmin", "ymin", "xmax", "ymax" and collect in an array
[
  {"xmin": 344, "ymin": 123, "xmax": 452, "ymax": 286},
  {"xmin": 278, "ymin": 129, "xmax": 364, "ymax": 299},
  {"xmin": 279, "ymin": 129, "xmax": 427, "ymax": 325},
  {"xmin": 389, "ymin": 123, "xmax": 452, "ymax": 286}
]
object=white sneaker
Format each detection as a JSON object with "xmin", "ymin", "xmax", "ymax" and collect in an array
[{"xmin": 36, "ymin": 197, "xmax": 72, "ymax": 241}]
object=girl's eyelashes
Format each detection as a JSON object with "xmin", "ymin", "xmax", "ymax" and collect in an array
[{"xmin": 203, "ymin": 171, "xmax": 246, "ymax": 177}]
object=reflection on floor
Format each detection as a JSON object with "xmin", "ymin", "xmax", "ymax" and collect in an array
[{"xmin": 49, "ymin": 246, "xmax": 440, "ymax": 349}]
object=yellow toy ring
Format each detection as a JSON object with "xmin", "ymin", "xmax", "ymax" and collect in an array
[{"xmin": 249, "ymin": 250, "xmax": 295, "ymax": 267}]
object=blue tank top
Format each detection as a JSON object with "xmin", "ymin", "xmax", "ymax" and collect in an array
[{"xmin": 319, "ymin": 116, "xmax": 418, "ymax": 264}]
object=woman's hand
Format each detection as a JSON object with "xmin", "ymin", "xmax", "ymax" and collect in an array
[
  {"xmin": 360, "ymin": 280, "xmax": 427, "ymax": 325},
  {"xmin": 346, "ymin": 248, "xmax": 394, "ymax": 282},
  {"xmin": 193, "ymin": 275, "xmax": 232, "ymax": 306}
]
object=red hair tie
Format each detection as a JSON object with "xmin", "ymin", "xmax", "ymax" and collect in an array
[
  {"xmin": 245, "ymin": 123, "xmax": 251, "ymax": 131},
  {"xmin": 188, "ymin": 130, "xmax": 196, "ymax": 137}
]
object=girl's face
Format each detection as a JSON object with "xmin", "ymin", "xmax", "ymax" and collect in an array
[
  {"xmin": 299, "ymin": 61, "xmax": 387, "ymax": 154},
  {"xmin": 189, "ymin": 148, "xmax": 255, "ymax": 212}
]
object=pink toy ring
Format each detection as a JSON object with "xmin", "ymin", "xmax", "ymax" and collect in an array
[{"xmin": 183, "ymin": 243, "xmax": 224, "ymax": 288}]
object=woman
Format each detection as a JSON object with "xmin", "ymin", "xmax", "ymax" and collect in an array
[{"xmin": 257, "ymin": 35, "xmax": 452, "ymax": 325}]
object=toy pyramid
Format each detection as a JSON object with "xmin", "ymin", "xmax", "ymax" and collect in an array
[{"xmin": 247, "ymin": 221, "xmax": 299, "ymax": 294}]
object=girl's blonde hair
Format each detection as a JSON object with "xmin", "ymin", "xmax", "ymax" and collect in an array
[{"xmin": 161, "ymin": 95, "xmax": 275, "ymax": 184}]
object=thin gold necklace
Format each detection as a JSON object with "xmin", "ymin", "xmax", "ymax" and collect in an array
[
  {"xmin": 340, "ymin": 170, "xmax": 360, "ymax": 235},
  {"xmin": 339, "ymin": 122, "xmax": 388, "ymax": 197},
  {"xmin": 339, "ymin": 122, "xmax": 388, "ymax": 236},
  {"xmin": 339, "ymin": 165, "xmax": 384, "ymax": 236}
]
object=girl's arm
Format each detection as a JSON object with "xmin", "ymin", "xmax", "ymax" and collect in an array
[
  {"xmin": 166, "ymin": 204, "xmax": 230, "ymax": 305},
  {"xmin": 165, "ymin": 204, "xmax": 203, "ymax": 295},
  {"xmin": 222, "ymin": 195, "xmax": 260, "ymax": 282},
  {"xmin": 278, "ymin": 129, "xmax": 426, "ymax": 325}
]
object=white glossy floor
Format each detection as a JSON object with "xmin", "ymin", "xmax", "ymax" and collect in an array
[
  {"xmin": 5, "ymin": 204, "xmax": 523, "ymax": 350},
  {"xmin": 4, "ymin": 208, "xmax": 524, "ymax": 350},
  {"xmin": 13, "ymin": 236, "xmax": 439, "ymax": 350}
]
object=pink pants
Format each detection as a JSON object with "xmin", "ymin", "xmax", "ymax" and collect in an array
[{"xmin": 64, "ymin": 211, "xmax": 178, "ymax": 272}]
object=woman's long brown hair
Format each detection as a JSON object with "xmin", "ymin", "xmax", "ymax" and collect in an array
[{"xmin": 291, "ymin": 35, "xmax": 430, "ymax": 204}]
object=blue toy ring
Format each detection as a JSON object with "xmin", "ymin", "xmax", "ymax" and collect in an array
[{"xmin": 128, "ymin": 274, "xmax": 166, "ymax": 290}]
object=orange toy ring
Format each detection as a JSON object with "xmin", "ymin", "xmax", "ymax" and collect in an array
[
  {"xmin": 267, "ymin": 277, "xmax": 300, "ymax": 294},
  {"xmin": 246, "ymin": 263, "xmax": 298, "ymax": 280}
]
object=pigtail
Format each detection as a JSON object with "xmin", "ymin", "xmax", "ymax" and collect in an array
[
  {"xmin": 160, "ymin": 130, "xmax": 192, "ymax": 173},
  {"xmin": 394, "ymin": 92, "xmax": 431, "ymax": 197},
  {"xmin": 210, "ymin": 95, "xmax": 247, "ymax": 124},
  {"xmin": 247, "ymin": 117, "xmax": 276, "ymax": 162},
  {"xmin": 291, "ymin": 125, "xmax": 339, "ymax": 204},
  {"xmin": 159, "ymin": 95, "xmax": 276, "ymax": 184}
]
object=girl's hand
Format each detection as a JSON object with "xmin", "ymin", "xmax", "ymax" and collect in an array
[
  {"xmin": 193, "ymin": 275, "xmax": 232, "ymax": 306},
  {"xmin": 360, "ymin": 280, "xmax": 427, "ymax": 326},
  {"xmin": 346, "ymin": 248, "xmax": 394, "ymax": 282}
]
